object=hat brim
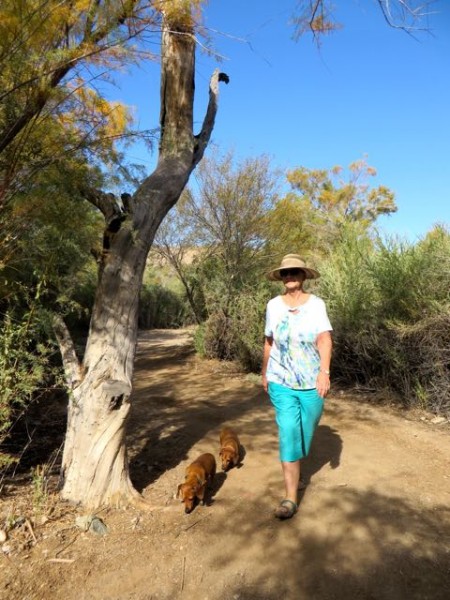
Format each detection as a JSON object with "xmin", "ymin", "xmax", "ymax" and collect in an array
[{"xmin": 268, "ymin": 267, "xmax": 320, "ymax": 281}]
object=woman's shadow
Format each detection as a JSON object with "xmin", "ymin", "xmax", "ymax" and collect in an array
[{"xmin": 298, "ymin": 425, "xmax": 343, "ymax": 500}]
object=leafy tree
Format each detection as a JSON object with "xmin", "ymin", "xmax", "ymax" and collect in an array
[
  {"xmin": 265, "ymin": 159, "xmax": 397, "ymax": 258},
  {"xmin": 0, "ymin": 0, "xmax": 225, "ymax": 507},
  {"xmin": 154, "ymin": 151, "xmax": 278, "ymax": 326},
  {"xmin": 0, "ymin": 0, "xmax": 156, "ymax": 206},
  {"xmin": 287, "ymin": 160, "xmax": 396, "ymax": 223}
]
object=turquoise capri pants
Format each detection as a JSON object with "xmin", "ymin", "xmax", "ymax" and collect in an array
[{"xmin": 268, "ymin": 381, "xmax": 324, "ymax": 462}]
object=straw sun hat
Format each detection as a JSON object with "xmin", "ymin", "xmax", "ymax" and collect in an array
[{"xmin": 268, "ymin": 254, "xmax": 320, "ymax": 281}]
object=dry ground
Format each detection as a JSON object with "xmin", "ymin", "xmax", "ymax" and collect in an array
[{"xmin": 1, "ymin": 329, "xmax": 450, "ymax": 600}]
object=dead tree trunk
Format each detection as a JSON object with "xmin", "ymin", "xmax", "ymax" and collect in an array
[{"xmin": 54, "ymin": 9, "xmax": 228, "ymax": 508}]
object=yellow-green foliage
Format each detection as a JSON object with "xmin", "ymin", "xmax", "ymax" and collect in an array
[
  {"xmin": 265, "ymin": 158, "xmax": 397, "ymax": 259},
  {"xmin": 0, "ymin": 0, "xmax": 160, "ymax": 205}
]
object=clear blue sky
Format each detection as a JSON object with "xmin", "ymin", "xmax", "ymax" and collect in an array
[{"xmin": 114, "ymin": 0, "xmax": 450, "ymax": 240}]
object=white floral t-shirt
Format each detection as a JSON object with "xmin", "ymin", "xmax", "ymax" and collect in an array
[{"xmin": 264, "ymin": 294, "xmax": 332, "ymax": 390}]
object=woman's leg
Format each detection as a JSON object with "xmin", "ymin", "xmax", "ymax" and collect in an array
[
  {"xmin": 268, "ymin": 382, "xmax": 303, "ymax": 463},
  {"xmin": 269, "ymin": 384, "xmax": 324, "ymax": 516},
  {"xmin": 268, "ymin": 382, "xmax": 302, "ymax": 512},
  {"xmin": 298, "ymin": 388, "xmax": 324, "ymax": 457},
  {"xmin": 281, "ymin": 459, "xmax": 300, "ymax": 505}
]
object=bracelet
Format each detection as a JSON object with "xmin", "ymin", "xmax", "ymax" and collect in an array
[{"xmin": 320, "ymin": 369, "xmax": 330, "ymax": 375}]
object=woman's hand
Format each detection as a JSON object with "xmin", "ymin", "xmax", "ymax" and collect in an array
[
  {"xmin": 316, "ymin": 371, "xmax": 330, "ymax": 398},
  {"xmin": 316, "ymin": 331, "xmax": 332, "ymax": 398},
  {"xmin": 262, "ymin": 373, "xmax": 268, "ymax": 393}
]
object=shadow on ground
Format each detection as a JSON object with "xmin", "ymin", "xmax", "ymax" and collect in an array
[
  {"xmin": 197, "ymin": 488, "xmax": 450, "ymax": 600},
  {"xmin": 127, "ymin": 338, "xmax": 346, "ymax": 495},
  {"xmin": 127, "ymin": 341, "xmax": 273, "ymax": 491}
]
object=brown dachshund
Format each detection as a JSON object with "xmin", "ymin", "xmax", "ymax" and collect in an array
[
  {"xmin": 219, "ymin": 427, "xmax": 241, "ymax": 471},
  {"xmin": 177, "ymin": 453, "xmax": 216, "ymax": 513}
]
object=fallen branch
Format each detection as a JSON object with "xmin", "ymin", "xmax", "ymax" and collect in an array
[{"xmin": 47, "ymin": 558, "xmax": 75, "ymax": 564}]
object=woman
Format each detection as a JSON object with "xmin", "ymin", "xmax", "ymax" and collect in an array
[{"xmin": 262, "ymin": 254, "xmax": 332, "ymax": 519}]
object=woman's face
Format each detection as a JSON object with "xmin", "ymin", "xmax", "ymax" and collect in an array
[{"xmin": 279, "ymin": 268, "xmax": 306, "ymax": 290}]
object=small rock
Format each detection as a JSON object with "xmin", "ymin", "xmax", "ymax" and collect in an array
[
  {"xmin": 89, "ymin": 517, "xmax": 108, "ymax": 535},
  {"xmin": 75, "ymin": 515, "xmax": 108, "ymax": 535},
  {"xmin": 75, "ymin": 515, "xmax": 91, "ymax": 531},
  {"xmin": 430, "ymin": 416, "xmax": 447, "ymax": 425},
  {"xmin": 0, "ymin": 530, "xmax": 7, "ymax": 543}
]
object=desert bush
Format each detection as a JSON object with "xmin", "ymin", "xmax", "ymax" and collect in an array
[
  {"xmin": 387, "ymin": 313, "xmax": 450, "ymax": 413},
  {"xmin": 228, "ymin": 283, "xmax": 275, "ymax": 371},
  {"xmin": 201, "ymin": 310, "xmax": 235, "ymax": 361},
  {"xmin": 192, "ymin": 248, "xmax": 275, "ymax": 365},
  {"xmin": 317, "ymin": 224, "xmax": 450, "ymax": 414},
  {"xmin": 193, "ymin": 323, "xmax": 207, "ymax": 357},
  {"xmin": 189, "ymin": 258, "xmax": 237, "ymax": 360}
]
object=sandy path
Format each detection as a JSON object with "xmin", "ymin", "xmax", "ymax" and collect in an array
[{"xmin": 1, "ymin": 329, "xmax": 450, "ymax": 599}]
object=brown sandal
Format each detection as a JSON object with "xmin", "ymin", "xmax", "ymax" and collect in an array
[{"xmin": 274, "ymin": 499, "xmax": 298, "ymax": 519}]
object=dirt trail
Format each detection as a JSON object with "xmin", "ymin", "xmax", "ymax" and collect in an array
[{"xmin": 1, "ymin": 329, "xmax": 450, "ymax": 600}]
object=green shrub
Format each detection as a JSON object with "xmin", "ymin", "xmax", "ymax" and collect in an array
[
  {"xmin": 194, "ymin": 274, "xmax": 275, "ymax": 368},
  {"xmin": 0, "ymin": 308, "xmax": 61, "ymax": 469},
  {"xmin": 201, "ymin": 310, "xmax": 235, "ymax": 360},
  {"xmin": 139, "ymin": 283, "xmax": 192, "ymax": 329},
  {"xmin": 193, "ymin": 323, "xmax": 207, "ymax": 357},
  {"xmin": 317, "ymin": 224, "xmax": 450, "ymax": 414},
  {"xmin": 229, "ymin": 284, "xmax": 274, "ymax": 372}
]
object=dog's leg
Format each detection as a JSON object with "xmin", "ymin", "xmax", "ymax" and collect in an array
[{"xmin": 197, "ymin": 484, "xmax": 206, "ymax": 505}]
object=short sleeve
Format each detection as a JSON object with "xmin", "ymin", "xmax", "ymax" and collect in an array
[
  {"xmin": 315, "ymin": 298, "xmax": 332, "ymax": 334},
  {"xmin": 264, "ymin": 303, "xmax": 273, "ymax": 337}
]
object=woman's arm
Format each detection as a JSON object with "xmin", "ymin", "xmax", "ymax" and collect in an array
[
  {"xmin": 316, "ymin": 330, "xmax": 332, "ymax": 398},
  {"xmin": 262, "ymin": 336, "xmax": 273, "ymax": 392}
]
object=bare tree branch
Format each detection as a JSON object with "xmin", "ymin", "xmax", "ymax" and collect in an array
[
  {"xmin": 376, "ymin": 0, "xmax": 435, "ymax": 33},
  {"xmin": 194, "ymin": 69, "xmax": 230, "ymax": 163},
  {"xmin": 293, "ymin": 0, "xmax": 435, "ymax": 41},
  {"xmin": 81, "ymin": 189, "xmax": 126, "ymax": 225}
]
